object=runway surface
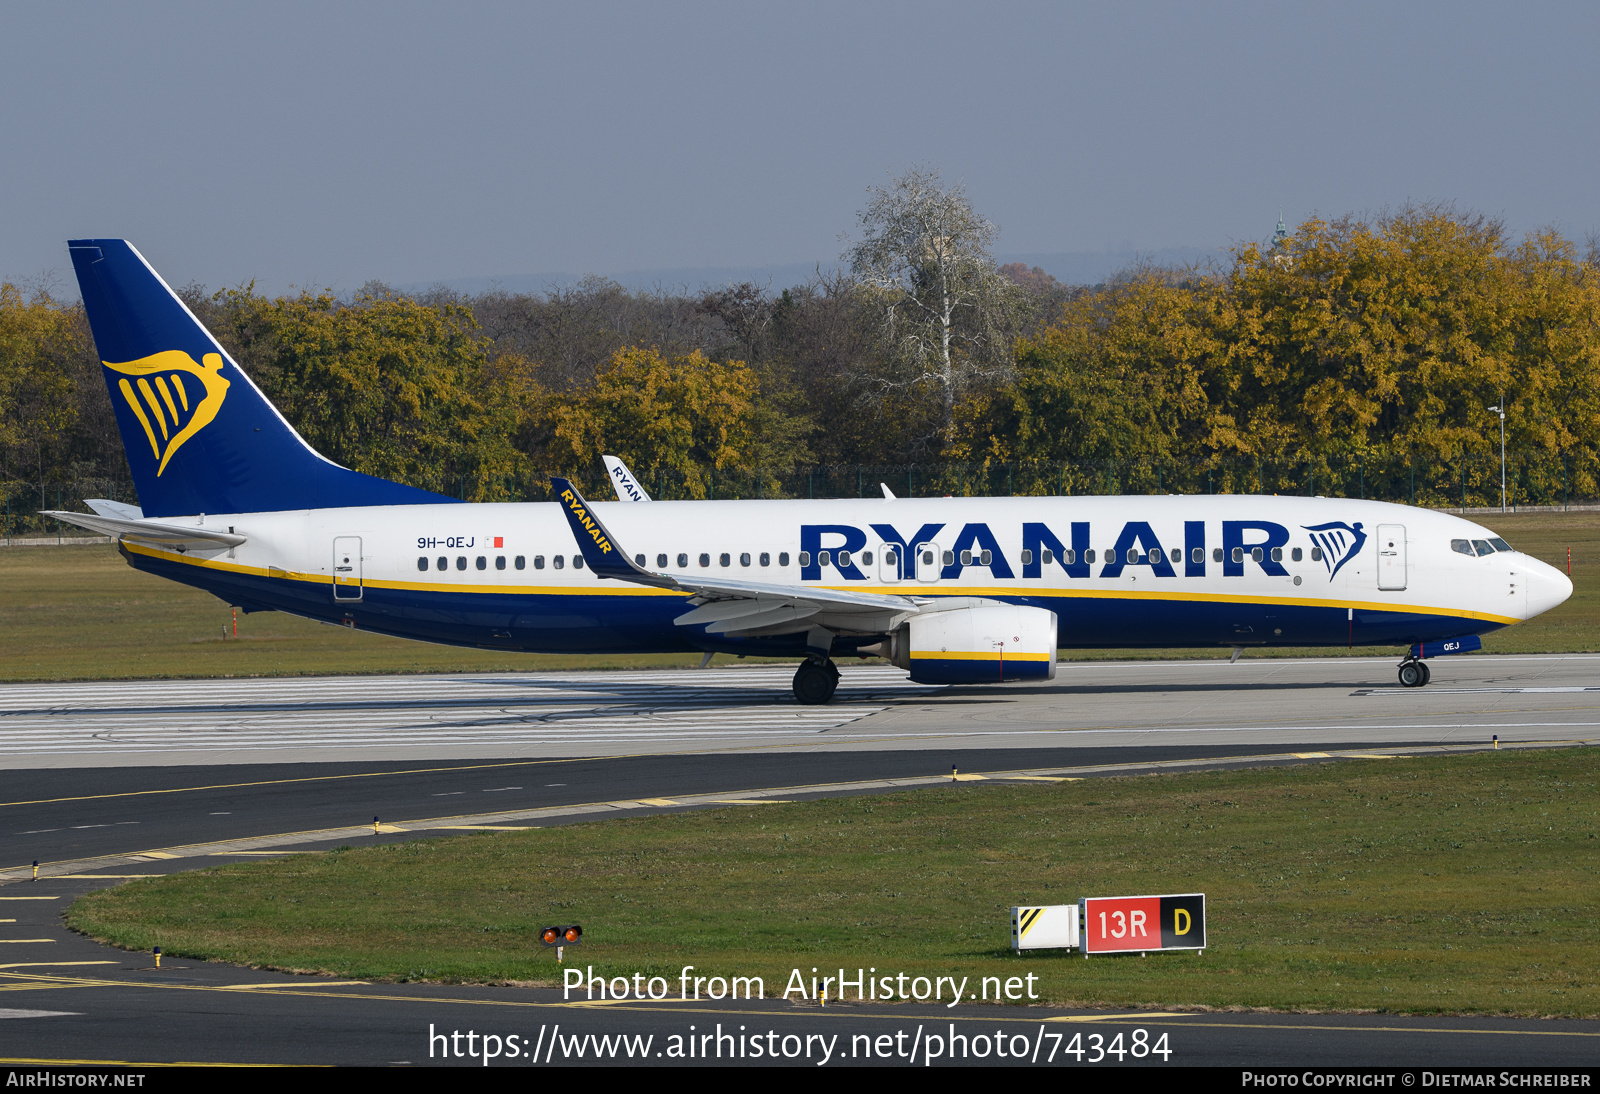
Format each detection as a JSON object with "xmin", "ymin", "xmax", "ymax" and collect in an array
[
  {"xmin": 1, "ymin": 655, "xmax": 1596, "ymax": 1067},
  {"xmin": 2, "ymin": 654, "xmax": 1598, "ymax": 769}
]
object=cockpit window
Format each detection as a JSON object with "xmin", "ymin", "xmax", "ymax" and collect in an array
[
  {"xmin": 1472, "ymin": 540, "xmax": 1494, "ymax": 557},
  {"xmin": 1450, "ymin": 539, "xmax": 1474, "ymax": 556},
  {"xmin": 1489, "ymin": 537, "xmax": 1512, "ymax": 552}
]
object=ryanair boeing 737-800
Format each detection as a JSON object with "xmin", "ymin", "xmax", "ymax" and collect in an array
[{"xmin": 46, "ymin": 240, "xmax": 1573, "ymax": 704}]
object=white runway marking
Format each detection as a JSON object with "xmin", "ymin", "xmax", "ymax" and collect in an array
[
  {"xmin": 0, "ymin": 1009, "xmax": 79, "ymax": 1019},
  {"xmin": 0, "ymin": 668, "xmax": 941, "ymax": 757}
]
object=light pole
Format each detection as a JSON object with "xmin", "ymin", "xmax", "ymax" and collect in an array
[{"xmin": 1486, "ymin": 399, "xmax": 1506, "ymax": 512}]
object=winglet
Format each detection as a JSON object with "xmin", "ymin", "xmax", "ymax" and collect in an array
[
  {"xmin": 602, "ymin": 455, "xmax": 653, "ymax": 501},
  {"xmin": 550, "ymin": 478, "xmax": 674, "ymax": 587}
]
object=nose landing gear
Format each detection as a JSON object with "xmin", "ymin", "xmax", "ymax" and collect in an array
[
  {"xmin": 793, "ymin": 657, "xmax": 840, "ymax": 704},
  {"xmin": 1397, "ymin": 658, "xmax": 1432, "ymax": 688}
]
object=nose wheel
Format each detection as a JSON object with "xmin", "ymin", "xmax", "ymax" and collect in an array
[
  {"xmin": 1398, "ymin": 659, "xmax": 1431, "ymax": 688},
  {"xmin": 793, "ymin": 658, "xmax": 840, "ymax": 704}
]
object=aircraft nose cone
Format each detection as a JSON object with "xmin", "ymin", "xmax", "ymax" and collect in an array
[{"xmin": 1522, "ymin": 556, "xmax": 1573, "ymax": 621}]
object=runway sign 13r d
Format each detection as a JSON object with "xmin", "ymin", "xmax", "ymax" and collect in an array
[{"xmin": 1079, "ymin": 893, "xmax": 1205, "ymax": 955}]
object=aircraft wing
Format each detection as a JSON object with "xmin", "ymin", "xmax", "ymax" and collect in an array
[
  {"xmin": 550, "ymin": 477, "xmax": 919, "ymax": 637},
  {"xmin": 39, "ymin": 510, "xmax": 247, "ymax": 548}
]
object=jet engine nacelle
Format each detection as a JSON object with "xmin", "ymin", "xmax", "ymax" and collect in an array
[{"xmin": 887, "ymin": 603, "xmax": 1058, "ymax": 685}]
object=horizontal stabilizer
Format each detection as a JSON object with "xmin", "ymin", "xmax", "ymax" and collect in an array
[
  {"xmin": 85, "ymin": 499, "xmax": 144, "ymax": 520},
  {"xmin": 40, "ymin": 510, "xmax": 246, "ymax": 547}
]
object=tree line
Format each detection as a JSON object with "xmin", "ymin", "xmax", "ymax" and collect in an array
[{"xmin": 4, "ymin": 182, "xmax": 1600, "ymax": 516}]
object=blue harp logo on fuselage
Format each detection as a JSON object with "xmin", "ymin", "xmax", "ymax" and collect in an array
[
  {"xmin": 1303, "ymin": 521, "xmax": 1367, "ymax": 581},
  {"xmin": 103, "ymin": 350, "xmax": 230, "ymax": 476}
]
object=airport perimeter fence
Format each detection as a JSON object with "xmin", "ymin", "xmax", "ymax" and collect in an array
[{"xmin": 8, "ymin": 449, "xmax": 1598, "ymax": 543}]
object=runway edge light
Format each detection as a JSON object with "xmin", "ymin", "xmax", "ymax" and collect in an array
[
  {"xmin": 541, "ymin": 924, "xmax": 582, "ymax": 961},
  {"xmin": 1079, "ymin": 893, "xmax": 1206, "ymax": 957},
  {"xmin": 1012, "ymin": 904, "xmax": 1080, "ymax": 954}
]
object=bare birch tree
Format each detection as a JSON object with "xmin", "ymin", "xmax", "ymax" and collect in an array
[{"xmin": 844, "ymin": 165, "xmax": 1028, "ymax": 444}]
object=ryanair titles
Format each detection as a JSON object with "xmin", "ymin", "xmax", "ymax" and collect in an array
[
  {"xmin": 800, "ymin": 520, "xmax": 1360, "ymax": 582},
  {"xmin": 559, "ymin": 489, "xmax": 615, "ymax": 556}
]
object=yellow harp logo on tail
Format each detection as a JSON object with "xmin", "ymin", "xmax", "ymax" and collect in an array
[{"xmin": 103, "ymin": 351, "xmax": 230, "ymax": 476}]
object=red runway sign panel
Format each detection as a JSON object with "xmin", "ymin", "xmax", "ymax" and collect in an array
[{"xmin": 1080, "ymin": 893, "xmax": 1205, "ymax": 954}]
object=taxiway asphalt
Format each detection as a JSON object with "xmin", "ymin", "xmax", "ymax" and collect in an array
[{"xmin": 2, "ymin": 654, "xmax": 1597, "ymax": 770}]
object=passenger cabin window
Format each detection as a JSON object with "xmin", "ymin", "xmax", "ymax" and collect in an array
[
  {"xmin": 1126, "ymin": 548, "xmax": 1139, "ymax": 564},
  {"xmin": 572, "ymin": 556, "xmax": 584, "ymax": 569},
  {"xmin": 1232, "ymin": 547, "xmax": 1244, "ymax": 563},
  {"xmin": 436, "ymin": 556, "xmax": 447, "ymax": 571},
  {"xmin": 760, "ymin": 552, "xmax": 771, "ymax": 566},
  {"xmin": 456, "ymin": 556, "xmax": 467, "ymax": 570},
  {"xmin": 417, "ymin": 557, "xmax": 428, "ymax": 572},
  {"xmin": 861, "ymin": 551, "xmax": 872, "ymax": 566},
  {"xmin": 657, "ymin": 554, "xmax": 668, "ymax": 568},
  {"xmin": 819, "ymin": 550, "xmax": 832, "ymax": 566},
  {"xmin": 921, "ymin": 550, "xmax": 933, "ymax": 566},
  {"xmin": 960, "ymin": 551, "xmax": 972, "ymax": 566},
  {"xmin": 837, "ymin": 551, "xmax": 850, "ymax": 567},
  {"xmin": 1170, "ymin": 548, "xmax": 1181, "ymax": 563},
  {"xmin": 980, "ymin": 549, "xmax": 992, "ymax": 565},
  {"xmin": 677, "ymin": 553, "xmax": 689, "ymax": 568},
  {"xmin": 553, "ymin": 555, "xmax": 564, "ymax": 569},
  {"xmin": 496, "ymin": 556, "xmax": 506, "ymax": 570},
  {"xmin": 1251, "ymin": 547, "xmax": 1262, "ymax": 562},
  {"xmin": 517, "ymin": 556, "xmax": 528, "ymax": 570},
  {"xmin": 1020, "ymin": 549, "xmax": 1034, "ymax": 566},
  {"xmin": 699, "ymin": 553, "xmax": 711, "ymax": 567},
  {"xmin": 1085, "ymin": 549, "xmax": 1095, "ymax": 564},
  {"xmin": 1191, "ymin": 548, "xmax": 1203, "ymax": 564},
  {"xmin": 476, "ymin": 556, "xmax": 487, "ymax": 570},
  {"xmin": 779, "ymin": 552, "xmax": 790, "ymax": 566},
  {"xmin": 531, "ymin": 555, "xmax": 542, "ymax": 569},
  {"xmin": 635, "ymin": 554, "xmax": 646, "ymax": 566},
  {"xmin": 1311, "ymin": 547, "xmax": 1323, "ymax": 562},
  {"xmin": 1451, "ymin": 539, "xmax": 1474, "ymax": 556},
  {"xmin": 720, "ymin": 553, "xmax": 731, "ymax": 567},
  {"xmin": 798, "ymin": 551, "xmax": 812, "ymax": 566},
  {"xmin": 1270, "ymin": 548, "xmax": 1282, "ymax": 562},
  {"xmin": 1213, "ymin": 548, "xmax": 1224, "ymax": 562},
  {"xmin": 1291, "ymin": 547, "xmax": 1302, "ymax": 562},
  {"xmin": 883, "ymin": 549, "xmax": 895, "ymax": 566},
  {"xmin": 740, "ymin": 552, "xmax": 751, "ymax": 566},
  {"xmin": 942, "ymin": 550, "xmax": 955, "ymax": 566}
]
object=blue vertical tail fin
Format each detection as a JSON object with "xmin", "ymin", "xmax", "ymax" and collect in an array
[{"xmin": 67, "ymin": 239, "xmax": 454, "ymax": 517}]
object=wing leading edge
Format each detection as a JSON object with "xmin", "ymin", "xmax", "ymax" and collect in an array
[{"xmin": 549, "ymin": 477, "xmax": 921, "ymax": 638}]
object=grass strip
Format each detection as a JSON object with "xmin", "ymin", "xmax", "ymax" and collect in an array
[{"xmin": 67, "ymin": 748, "xmax": 1600, "ymax": 1015}]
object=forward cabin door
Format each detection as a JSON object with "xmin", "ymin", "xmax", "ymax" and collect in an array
[
  {"xmin": 333, "ymin": 536, "xmax": 363, "ymax": 601},
  {"xmin": 1376, "ymin": 524, "xmax": 1406, "ymax": 591}
]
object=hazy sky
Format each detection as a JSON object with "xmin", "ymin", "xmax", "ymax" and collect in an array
[{"xmin": 5, "ymin": 1, "xmax": 1598, "ymax": 295}]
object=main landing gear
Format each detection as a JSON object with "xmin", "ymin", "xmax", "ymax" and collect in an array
[
  {"xmin": 1397, "ymin": 658, "xmax": 1432, "ymax": 688},
  {"xmin": 793, "ymin": 657, "xmax": 840, "ymax": 705}
]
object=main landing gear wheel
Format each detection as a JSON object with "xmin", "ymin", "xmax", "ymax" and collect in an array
[
  {"xmin": 793, "ymin": 658, "xmax": 840, "ymax": 705},
  {"xmin": 1398, "ymin": 660, "xmax": 1430, "ymax": 688}
]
